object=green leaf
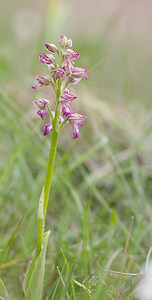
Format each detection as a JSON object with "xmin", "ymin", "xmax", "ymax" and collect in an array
[
  {"xmin": 23, "ymin": 230, "xmax": 50, "ymax": 300},
  {"xmin": 0, "ymin": 279, "xmax": 9, "ymax": 300}
]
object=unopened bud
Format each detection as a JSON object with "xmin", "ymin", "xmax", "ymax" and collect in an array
[
  {"xmin": 48, "ymin": 64, "xmax": 56, "ymax": 72},
  {"xmin": 66, "ymin": 39, "xmax": 73, "ymax": 48},
  {"xmin": 67, "ymin": 76, "xmax": 82, "ymax": 85},
  {"xmin": 71, "ymin": 67, "xmax": 88, "ymax": 80},
  {"xmin": 44, "ymin": 43, "xmax": 59, "ymax": 53},
  {"xmin": 58, "ymin": 35, "xmax": 67, "ymax": 47}
]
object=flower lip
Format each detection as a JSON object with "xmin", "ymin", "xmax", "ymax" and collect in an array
[
  {"xmin": 44, "ymin": 122, "xmax": 52, "ymax": 135},
  {"xmin": 37, "ymin": 109, "xmax": 47, "ymax": 120}
]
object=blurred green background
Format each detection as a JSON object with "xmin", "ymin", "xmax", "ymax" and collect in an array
[{"xmin": 0, "ymin": 0, "xmax": 152, "ymax": 299}]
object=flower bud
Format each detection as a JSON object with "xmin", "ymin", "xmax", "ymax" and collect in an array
[
  {"xmin": 58, "ymin": 35, "xmax": 73, "ymax": 49},
  {"xmin": 67, "ymin": 76, "xmax": 82, "ymax": 85},
  {"xmin": 71, "ymin": 67, "xmax": 88, "ymax": 79},
  {"xmin": 66, "ymin": 39, "xmax": 72, "ymax": 48},
  {"xmin": 58, "ymin": 35, "xmax": 68, "ymax": 47},
  {"xmin": 44, "ymin": 43, "xmax": 59, "ymax": 53},
  {"xmin": 48, "ymin": 64, "xmax": 56, "ymax": 72}
]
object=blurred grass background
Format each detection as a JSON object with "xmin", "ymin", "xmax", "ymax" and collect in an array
[{"xmin": 0, "ymin": 0, "xmax": 152, "ymax": 299}]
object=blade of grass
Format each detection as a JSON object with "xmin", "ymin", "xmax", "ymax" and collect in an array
[
  {"xmin": 56, "ymin": 266, "xmax": 70, "ymax": 300},
  {"xmin": 61, "ymin": 248, "xmax": 76, "ymax": 300}
]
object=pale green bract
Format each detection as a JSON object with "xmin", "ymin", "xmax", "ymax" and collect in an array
[{"xmin": 23, "ymin": 231, "xmax": 50, "ymax": 300}]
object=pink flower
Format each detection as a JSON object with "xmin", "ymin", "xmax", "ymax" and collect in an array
[
  {"xmin": 62, "ymin": 103, "xmax": 87, "ymax": 138},
  {"xmin": 71, "ymin": 67, "xmax": 88, "ymax": 80},
  {"xmin": 68, "ymin": 112, "xmax": 87, "ymax": 139},
  {"xmin": 44, "ymin": 121, "xmax": 53, "ymax": 135},
  {"xmin": 60, "ymin": 88, "xmax": 77, "ymax": 103},
  {"xmin": 39, "ymin": 53, "xmax": 55, "ymax": 65},
  {"xmin": 64, "ymin": 49, "xmax": 80, "ymax": 60},
  {"xmin": 64, "ymin": 49, "xmax": 80, "ymax": 73},
  {"xmin": 67, "ymin": 67, "xmax": 88, "ymax": 84},
  {"xmin": 51, "ymin": 66, "xmax": 66, "ymax": 80},
  {"xmin": 33, "ymin": 99, "xmax": 49, "ymax": 120},
  {"xmin": 62, "ymin": 103, "xmax": 73, "ymax": 118},
  {"xmin": 32, "ymin": 75, "xmax": 52, "ymax": 89}
]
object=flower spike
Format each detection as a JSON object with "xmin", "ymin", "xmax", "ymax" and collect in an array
[{"xmin": 32, "ymin": 35, "xmax": 87, "ymax": 139}]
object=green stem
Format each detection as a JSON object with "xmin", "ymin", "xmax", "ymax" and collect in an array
[
  {"xmin": 37, "ymin": 89, "xmax": 62, "ymax": 255},
  {"xmin": 37, "ymin": 129, "xmax": 59, "ymax": 255},
  {"xmin": 36, "ymin": 72, "xmax": 63, "ymax": 256}
]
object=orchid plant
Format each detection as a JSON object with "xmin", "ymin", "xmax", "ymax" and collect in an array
[{"xmin": 23, "ymin": 35, "xmax": 88, "ymax": 299}]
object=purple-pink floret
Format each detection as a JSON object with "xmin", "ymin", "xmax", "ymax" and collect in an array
[
  {"xmin": 62, "ymin": 103, "xmax": 87, "ymax": 138},
  {"xmin": 39, "ymin": 53, "xmax": 55, "ymax": 65},
  {"xmin": 60, "ymin": 88, "xmax": 77, "ymax": 103},
  {"xmin": 44, "ymin": 122, "xmax": 52, "ymax": 135},
  {"xmin": 51, "ymin": 67, "xmax": 66, "ymax": 80},
  {"xmin": 37, "ymin": 110, "xmax": 47, "ymax": 120},
  {"xmin": 64, "ymin": 49, "xmax": 80, "ymax": 60},
  {"xmin": 32, "ymin": 75, "xmax": 52, "ymax": 89},
  {"xmin": 62, "ymin": 103, "xmax": 74, "ymax": 118},
  {"xmin": 71, "ymin": 67, "xmax": 88, "ymax": 80},
  {"xmin": 33, "ymin": 99, "xmax": 49, "ymax": 120},
  {"xmin": 67, "ymin": 67, "xmax": 88, "ymax": 84},
  {"xmin": 64, "ymin": 49, "xmax": 80, "ymax": 73},
  {"xmin": 68, "ymin": 113, "xmax": 87, "ymax": 139}
]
